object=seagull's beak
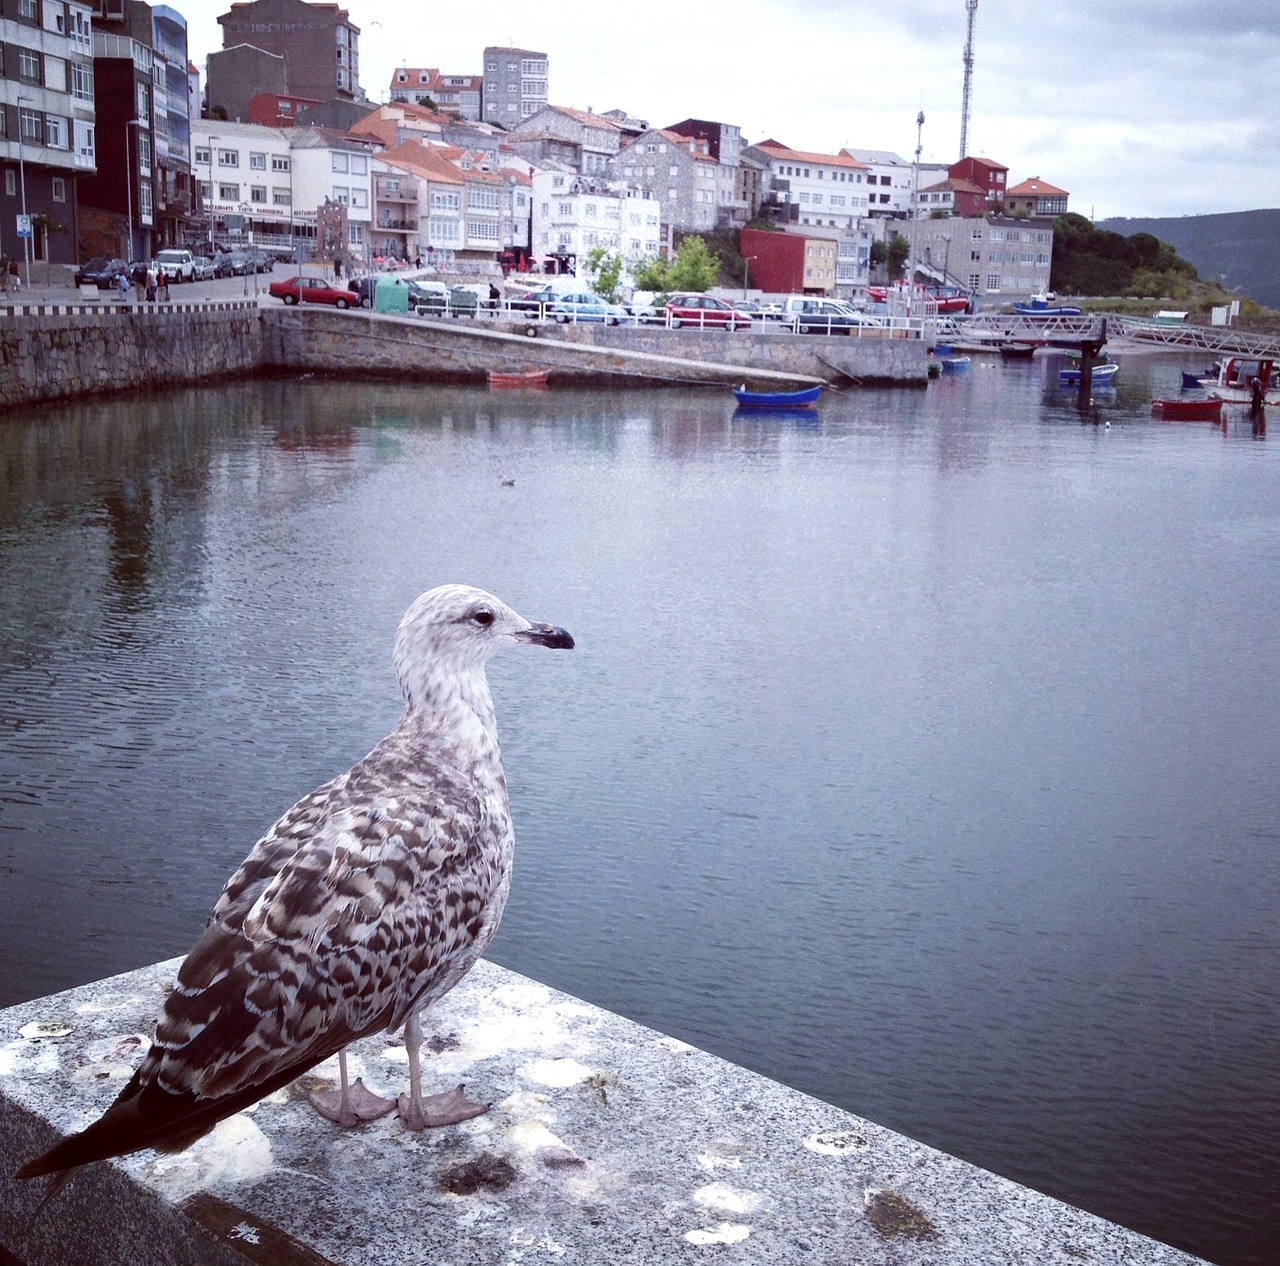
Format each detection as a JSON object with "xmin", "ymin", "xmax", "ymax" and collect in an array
[{"xmin": 516, "ymin": 622, "xmax": 575, "ymax": 650}]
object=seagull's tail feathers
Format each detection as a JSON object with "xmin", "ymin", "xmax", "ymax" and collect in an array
[{"xmin": 13, "ymin": 1047, "xmax": 326, "ymax": 1190}]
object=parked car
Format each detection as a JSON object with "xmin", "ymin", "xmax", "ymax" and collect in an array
[
  {"xmin": 267, "ymin": 275, "xmax": 361, "ymax": 308},
  {"xmin": 780, "ymin": 296, "xmax": 883, "ymax": 334},
  {"xmin": 664, "ymin": 293, "xmax": 753, "ymax": 330},
  {"xmin": 547, "ymin": 292, "xmax": 629, "ymax": 325},
  {"xmin": 154, "ymin": 248, "xmax": 196, "ymax": 283},
  {"xmin": 416, "ymin": 284, "xmax": 483, "ymax": 318},
  {"xmin": 190, "ymin": 256, "xmax": 216, "ymax": 281},
  {"xmin": 74, "ymin": 257, "xmax": 127, "ymax": 289},
  {"xmin": 243, "ymin": 250, "xmax": 274, "ymax": 274},
  {"xmin": 352, "ymin": 276, "xmax": 378, "ymax": 308},
  {"xmin": 508, "ymin": 284, "xmax": 558, "ymax": 314}
]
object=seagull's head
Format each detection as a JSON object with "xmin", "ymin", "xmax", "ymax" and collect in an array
[{"xmin": 394, "ymin": 584, "xmax": 574, "ymax": 707}]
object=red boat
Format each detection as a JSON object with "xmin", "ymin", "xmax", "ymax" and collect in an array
[
  {"xmin": 488, "ymin": 369, "xmax": 549, "ymax": 389},
  {"xmin": 1151, "ymin": 398, "xmax": 1224, "ymax": 421}
]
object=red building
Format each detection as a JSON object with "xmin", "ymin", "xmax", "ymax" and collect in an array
[
  {"xmin": 739, "ymin": 226, "xmax": 806, "ymax": 294},
  {"xmin": 947, "ymin": 156, "xmax": 1008, "ymax": 206}
]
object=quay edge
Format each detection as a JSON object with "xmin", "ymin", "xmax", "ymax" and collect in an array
[
  {"xmin": 0, "ymin": 957, "xmax": 1212, "ymax": 1266},
  {"xmin": 1, "ymin": 301, "xmax": 929, "ymax": 412}
]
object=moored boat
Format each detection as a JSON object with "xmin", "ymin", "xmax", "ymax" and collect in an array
[
  {"xmin": 1059, "ymin": 361, "xmax": 1119, "ymax": 386},
  {"xmin": 733, "ymin": 384, "xmax": 822, "ymax": 409},
  {"xmin": 1151, "ymin": 398, "xmax": 1224, "ymax": 421},
  {"xmin": 488, "ymin": 369, "xmax": 549, "ymax": 389},
  {"xmin": 1011, "ymin": 295, "xmax": 1084, "ymax": 318},
  {"xmin": 1205, "ymin": 357, "xmax": 1278, "ymax": 407},
  {"xmin": 999, "ymin": 342, "xmax": 1038, "ymax": 360}
]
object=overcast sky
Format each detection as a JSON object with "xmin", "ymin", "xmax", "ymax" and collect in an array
[{"xmin": 181, "ymin": 0, "xmax": 1279, "ymax": 221}]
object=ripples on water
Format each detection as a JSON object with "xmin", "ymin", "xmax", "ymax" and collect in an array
[{"xmin": 2, "ymin": 357, "xmax": 1278, "ymax": 1264}]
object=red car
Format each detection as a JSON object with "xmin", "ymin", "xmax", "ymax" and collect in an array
[
  {"xmin": 268, "ymin": 275, "xmax": 361, "ymax": 308},
  {"xmin": 664, "ymin": 293, "xmax": 753, "ymax": 330}
]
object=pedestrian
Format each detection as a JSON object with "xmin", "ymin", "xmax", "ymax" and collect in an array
[
  {"xmin": 0, "ymin": 254, "xmax": 7, "ymax": 293},
  {"xmin": 116, "ymin": 268, "xmax": 130, "ymax": 301},
  {"xmin": 158, "ymin": 266, "xmax": 170, "ymax": 301},
  {"xmin": 132, "ymin": 262, "xmax": 146, "ymax": 302},
  {"xmin": 145, "ymin": 262, "xmax": 158, "ymax": 302},
  {"xmin": 334, "ymin": 256, "xmax": 343, "ymax": 281},
  {"xmin": 7, "ymin": 258, "xmax": 19, "ymax": 292}
]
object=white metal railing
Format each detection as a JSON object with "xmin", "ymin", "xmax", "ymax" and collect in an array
[{"xmin": 409, "ymin": 298, "xmax": 928, "ymax": 338}]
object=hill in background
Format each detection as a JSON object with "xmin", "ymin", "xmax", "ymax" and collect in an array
[{"xmin": 1099, "ymin": 209, "xmax": 1280, "ymax": 311}]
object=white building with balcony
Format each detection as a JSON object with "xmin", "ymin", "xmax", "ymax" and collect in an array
[
  {"xmin": 1, "ymin": 0, "xmax": 96, "ymax": 271},
  {"xmin": 531, "ymin": 168, "xmax": 660, "ymax": 273}
]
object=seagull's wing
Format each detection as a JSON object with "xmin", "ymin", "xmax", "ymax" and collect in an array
[{"xmin": 15, "ymin": 746, "xmax": 511, "ymax": 1179}]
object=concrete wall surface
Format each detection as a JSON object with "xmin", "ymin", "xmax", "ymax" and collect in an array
[
  {"xmin": 0, "ymin": 959, "xmax": 1209, "ymax": 1266},
  {"xmin": 0, "ymin": 302, "xmax": 261, "ymax": 412}
]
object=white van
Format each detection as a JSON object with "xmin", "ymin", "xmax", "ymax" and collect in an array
[{"xmin": 154, "ymin": 248, "xmax": 195, "ymax": 283}]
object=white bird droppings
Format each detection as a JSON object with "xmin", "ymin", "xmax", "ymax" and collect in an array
[{"xmin": 684, "ymin": 1222, "xmax": 751, "ymax": 1246}]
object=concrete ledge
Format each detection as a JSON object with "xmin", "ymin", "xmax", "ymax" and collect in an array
[{"xmin": 0, "ymin": 960, "xmax": 1206, "ymax": 1266}]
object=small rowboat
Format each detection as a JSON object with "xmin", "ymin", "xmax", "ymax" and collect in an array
[
  {"xmin": 488, "ymin": 369, "xmax": 549, "ymax": 389},
  {"xmin": 1151, "ymin": 398, "xmax": 1224, "ymax": 421},
  {"xmin": 733, "ymin": 384, "xmax": 822, "ymax": 409},
  {"xmin": 1059, "ymin": 362, "xmax": 1119, "ymax": 386}
]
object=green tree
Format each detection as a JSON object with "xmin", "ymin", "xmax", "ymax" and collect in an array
[
  {"xmin": 664, "ymin": 235, "xmax": 719, "ymax": 292},
  {"xmin": 585, "ymin": 248, "xmax": 623, "ymax": 303}
]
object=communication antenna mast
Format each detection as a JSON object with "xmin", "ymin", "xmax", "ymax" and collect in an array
[{"xmin": 959, "ymin": 0, "xmax": 978, "ymax": 158}]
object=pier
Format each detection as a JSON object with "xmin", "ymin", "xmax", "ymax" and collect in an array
[{"xmin": 0, "ymin": 958, "xmax": 1212, "ymax": 1266}]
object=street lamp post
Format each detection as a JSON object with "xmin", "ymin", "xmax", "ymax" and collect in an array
[
  {"xmin": 16, "ymin": 95, "xmax": 32, "ymax": 289},
  {"xmin": 743, "ymin": 254, "xmax": 756, "ymax": 299},
  {"xmin": 907, "ymin": 110, "xmax": 924, "ymax": 305},
  {"xmin": 207, "ymin": 136, "xmax": 219, "ymax": 257},
  {"xmin": 123, "ymin": 117, "xmax": 143, "ymax": 263}
]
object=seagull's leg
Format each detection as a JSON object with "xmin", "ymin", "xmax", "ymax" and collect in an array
[
  {"xmin": 396, "ymin": 1010, "xmax": 489, "ymax": 1130},
  {"xmin": 309, "ymin": 1048, "xmax": 397, "ymax": 1126}
]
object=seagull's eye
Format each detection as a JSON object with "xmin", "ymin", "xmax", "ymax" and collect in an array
[{"xmin": 471, "ymin": 609, "xmax": 495, "ymax": 627}]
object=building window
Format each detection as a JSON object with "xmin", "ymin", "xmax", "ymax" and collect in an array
[
  {"xmin": 218, "ymin": 182, "xmax": 240, "ymax": 200},
  {"xmin": 45, "ymin": 116, "xmax": 68, "ymax": 149},
  {"xmin": 332, "ymin": 153, "xmax": 349, "ymax": 172},
  {"xmin": 250, "ymin": 152, "xmax": 266, "ymax": 169},
  {"xmin": 985, "ymin": 273, "xmax": 1000, "ymax": 291},
  {"xmin": 18, "ymin": 0, "xmax": 36, "ymax": 18},
  {"xmin": 51, "ymin": 177, "xmax": 65, "ymax": 202},
  {"xmin": 272, "ymin": 155, "xmax": 290, "ymax": 172},
  {"xmin": 19, "ymin": 109, "xmax": 41, "ymax": 145},
  {"xmin": 272, "ymin": 188, "xmax": 291, "ymax": 205},
  {"xmin": 250, "ymin": 185, "xmax": 267, "ymax": 202},
  {"xmin": 71, "ymin": 63, "xmax": 93, "ymax": 102},
  {"xmin": 218, "ymin": 149, "xmax": 238, "ymax": 168},
  {"xmin": 19, "ymin": 50, "xmax": 41, "ymax": 83}
]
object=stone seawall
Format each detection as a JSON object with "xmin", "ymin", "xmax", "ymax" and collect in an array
[
  {"xmin": 0, "ymin": 301, "xmax": 260, "ymax": 411},
  {"xmin": 262, "ymin": 307, "xmax": 928, "ymax": 386},
  {"xmin": 2, "ymin": 304, "xmax": 927, "ymax": 413}
]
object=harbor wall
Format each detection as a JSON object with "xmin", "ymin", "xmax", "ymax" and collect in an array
[
  {"xmin": 1, "ymin": 302, "xmax": 926, "ymax": 412},
  {"xmin": 0, "ymin": 301, "xmax": 260, "ymax": 411},
  {"xmin": 0, "ymin": 957, "xmax": 1210, "ymax": 1266}
]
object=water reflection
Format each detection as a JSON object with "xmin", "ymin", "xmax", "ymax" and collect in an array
[{"xmin": 1, "ymin": 359, "xmax": 1277, "ymax": 1266}]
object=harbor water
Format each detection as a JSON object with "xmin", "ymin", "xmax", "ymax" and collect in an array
[{"xmin": 1, "ymin": 352, "xmax": 1276, "ymax": 1264}]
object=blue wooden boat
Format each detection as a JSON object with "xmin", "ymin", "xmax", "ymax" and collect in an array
[
  {"xmin": 1012, "ymin": 299, "xmax": 1083, "ymax": 318},
  {"xmin": 733, "ymin": 384, "xmax": 822, "ymax": 409},
  {"xmin": 1059, "ymin": 362, "xmax": 1119, "ymax": 386}
]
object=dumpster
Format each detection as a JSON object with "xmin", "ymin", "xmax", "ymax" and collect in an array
[{"xmin": 373, "ymin": 276, "xmax": 411, "ymax": 314}]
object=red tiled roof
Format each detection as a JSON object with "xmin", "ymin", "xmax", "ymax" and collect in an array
[
  {"xmin": 1007, "ymin": 177, "xmax": 1068, "ymax": 196},
  {"xmin": 754, "ymin": 141, "xmax": 868, "ymax": 170}
]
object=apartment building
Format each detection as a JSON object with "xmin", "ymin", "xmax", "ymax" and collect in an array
[
  {"xmin": 0, "ymin": 0, "xmax": 95, "ymax": 271},
  {"xmin": 530, "ymin": 167, "xmax": 660, "ymax": 272},
  {"xmin": 610, "ymin": 127, "xmax": 720, "ymax": 234},
  {"xmin": 744, "ymin": 140, "xmax": 872, "ymax": 230},
  {"xmin": 481, "ymin": 46, "xmax": 547, "ymax": 128},
  {"xmin": 190, "ymin": 120, "xmax": 371, "ymax": 262},
  {"xmin": 389, "ymin": 67, "xmax": 482, "ymax": 121},
  {"xmin": 513, "ymin": 105, "xmax": 621, "ymax": 176},
  {"xmin": 914, "ymin": 212, "xmax": 1053, "ymax": 297},
  {"xmin": 216, "ymin": 0, "xmax": 362, "ymax": 104}
]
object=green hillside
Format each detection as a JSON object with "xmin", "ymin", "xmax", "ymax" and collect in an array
[{"xmin": 1098, "ymin": 209, "xmax": 1280, "ymax": 311}]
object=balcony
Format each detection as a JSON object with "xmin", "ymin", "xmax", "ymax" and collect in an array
[{"xmin": 375, "ymin": 180, "xmax": 418, "ymax": 204}]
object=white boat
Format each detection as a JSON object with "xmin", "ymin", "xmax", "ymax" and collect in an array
[{"xmin": 1206, "ymin": 357, "xmax": 1279, "ymax": 407}]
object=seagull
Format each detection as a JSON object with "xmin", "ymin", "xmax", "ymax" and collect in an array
[{"xmin": 15, "ymin": 584, "xmax": 573, "ymax": 1201}]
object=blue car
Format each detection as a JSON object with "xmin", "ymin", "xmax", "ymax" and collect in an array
[{"xmin": 547, "ymin": 292, "xmax": 629, "ymax": 325}]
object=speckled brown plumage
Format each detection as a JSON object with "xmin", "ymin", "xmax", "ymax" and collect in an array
[{"xmin": 15, "ymin": 585, "xmax": 573, "ymax": 1188}]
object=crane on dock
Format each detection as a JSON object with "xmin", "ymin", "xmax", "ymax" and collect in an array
[{"xmin": 959, "ymin": 0, "xmax": 978, "ymax": 159}]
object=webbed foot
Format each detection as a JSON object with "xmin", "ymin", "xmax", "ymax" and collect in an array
[{"xmin": 397, "ymin": 1083, "xmax": 489, "ymax": 1131}]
